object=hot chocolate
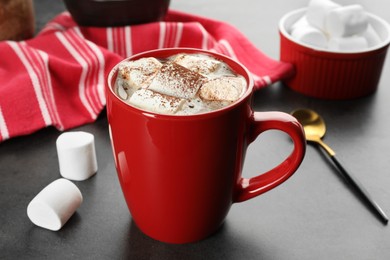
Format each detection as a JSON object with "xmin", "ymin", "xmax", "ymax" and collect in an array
[{"xmin": 115, "ymin": 53, "xmax": 247, "ymax": 115}]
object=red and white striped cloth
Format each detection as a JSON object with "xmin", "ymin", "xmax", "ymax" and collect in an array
[{"xmin": 0, "ymin": 10, "xmax": 293, "ymax": 142}]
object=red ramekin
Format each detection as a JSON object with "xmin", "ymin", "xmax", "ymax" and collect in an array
[{"xmin": 279, "ymin": 8, "xmax": 390, "ymax": 99}]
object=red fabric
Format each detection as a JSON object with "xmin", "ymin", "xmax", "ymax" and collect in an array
[{"xmin": 0, "ymin": 10, "xmax": 293, "ymax": 142}]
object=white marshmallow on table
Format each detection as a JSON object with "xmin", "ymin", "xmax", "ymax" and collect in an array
[
  {"xmin": 326, "ymin": 5, "xmax": 369, "ymax": 37},
  {"xmin": 328, "ymin": 35, "xmax": 368, "ymax": 51},
  {"xmin": 27, "ymin": 178, "xmax": 83, "ymax": 231},
  {"xmin": 290, "ymin": 16, "xmax": 328, "ymax": 48},
  {"xmin": 361, "ymin": 24, "xmax": 382, "ymax": 47},
  {"xmin": 306, "ymin": 0, "xmax": 340, "ymax": 31},
  {"xmin": 56, "ymin": 131, "xmax": 98, "ymax": 181}
]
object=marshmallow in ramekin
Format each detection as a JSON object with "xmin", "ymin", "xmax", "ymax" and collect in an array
[
  {"xmin": 328, "ymin": 35, "xmax": 368, "ymax": 51},
  {"xmin": 56, "ymin": 131, "xmax": 98, "ymax": 181},
  {"xmin": 326, "ymin": 5, "xmax": 369, "ymax": 37},
  {"xmin": 290, "ymin": 16, "xmax": 328, "ymax": 48},
  {"xmin": 27, "ymin": 178, "xmax": 83, "ymax": 231},
  {"xmin": 306, "ymin": 0, "xmax": 340, "ymax": 31},
  {"xmin": 362, "ymin": 24, "xmax": 382, "ymax": 47}
]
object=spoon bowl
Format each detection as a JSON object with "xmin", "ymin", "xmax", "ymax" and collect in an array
[
  {"xmin": 291, "ymin": 109, "xmax": 326, "ymax": 138},
  {"xmin": 291, "ymin": 109, "xmax": 334, "ymax": 156}
]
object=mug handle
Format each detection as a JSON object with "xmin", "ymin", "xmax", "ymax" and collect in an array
[{"xmin": 234, "ymin": 111, "xmax": 306, "ymax": 202}]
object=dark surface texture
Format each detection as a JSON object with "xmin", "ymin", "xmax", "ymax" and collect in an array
[{"xmin": 1, "ymin": 0, "xmax": 390, "ymax": 259}]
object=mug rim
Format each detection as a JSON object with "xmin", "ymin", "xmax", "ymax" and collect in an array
[
  {"xmin": 279, "ymin": 8, "xmax": 390, "ymax": 55},
  {"xmin": 107, "ymin": 47, "xmax": 255, "ymax": 120}
]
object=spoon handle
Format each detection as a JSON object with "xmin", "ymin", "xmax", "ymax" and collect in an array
[{"xmin": 330, "ymin": 155, "xmax": 388, "ymax": 224}]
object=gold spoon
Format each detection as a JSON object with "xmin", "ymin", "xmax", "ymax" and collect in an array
[{"xmin": 291, "ymin": 108, "xmax": 388, "ymax": 224}]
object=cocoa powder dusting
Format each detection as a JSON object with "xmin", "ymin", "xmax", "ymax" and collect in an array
[{"xmin": 150, "ymin": 62, "xmax": 206, "ymax": 99}]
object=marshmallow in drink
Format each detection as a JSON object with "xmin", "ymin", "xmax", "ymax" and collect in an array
[
  {"xmin": 129, "ymin": 88, "xmax": 186, "ymax": 114},
  {"xmin": 27, "ymin": 178, "xmax": 83, "ymax": 231},
  {"xmin": 361, "ymin": 24, "xmax": 382, "ymax": 47},
  {"xmin": 326, "ymin": 5, "xmax": 369, "ymax": 37},
  {"xmin": 148, "ymin": 61, "xmax": 206, "ymax": 99},
  {"xmin": 117, "ymin": 57, "xmax": 162, "ymax": 99},
  {"xmin": 290, "ymin": 16, "xmax": 328, "ymax": 49},
  {"xmin": 306, "ymin": 0, "xmax": 340, "ymax": 31},
  {"xmin": 56, "ymin": 131, "xmax": 98, "ymax": 181},
  {"xmin": 199, "ymin": 76, "xmax": 246, "ymax": 101},
  {"xmin": 328, "ymin": 35, "xmax": 368, "ymax": 51},
  {"xmin": 172, "ymin": 54, "xmax": 221, "ymax": 75}
]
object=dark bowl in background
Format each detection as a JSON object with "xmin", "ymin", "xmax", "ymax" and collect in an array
[{"xmin": 63, "ymin": 0, "xmax": 171, "ymax": 27}]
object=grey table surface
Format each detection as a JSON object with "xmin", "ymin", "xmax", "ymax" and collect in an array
[{"xmin": 1, "ymin": 0, "xmax": 390, "ymax": 259}]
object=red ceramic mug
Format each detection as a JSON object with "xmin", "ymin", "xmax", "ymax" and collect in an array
[{"xmin": 106, "ymin": 48, "xmax": 306, "ymax": 244}]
